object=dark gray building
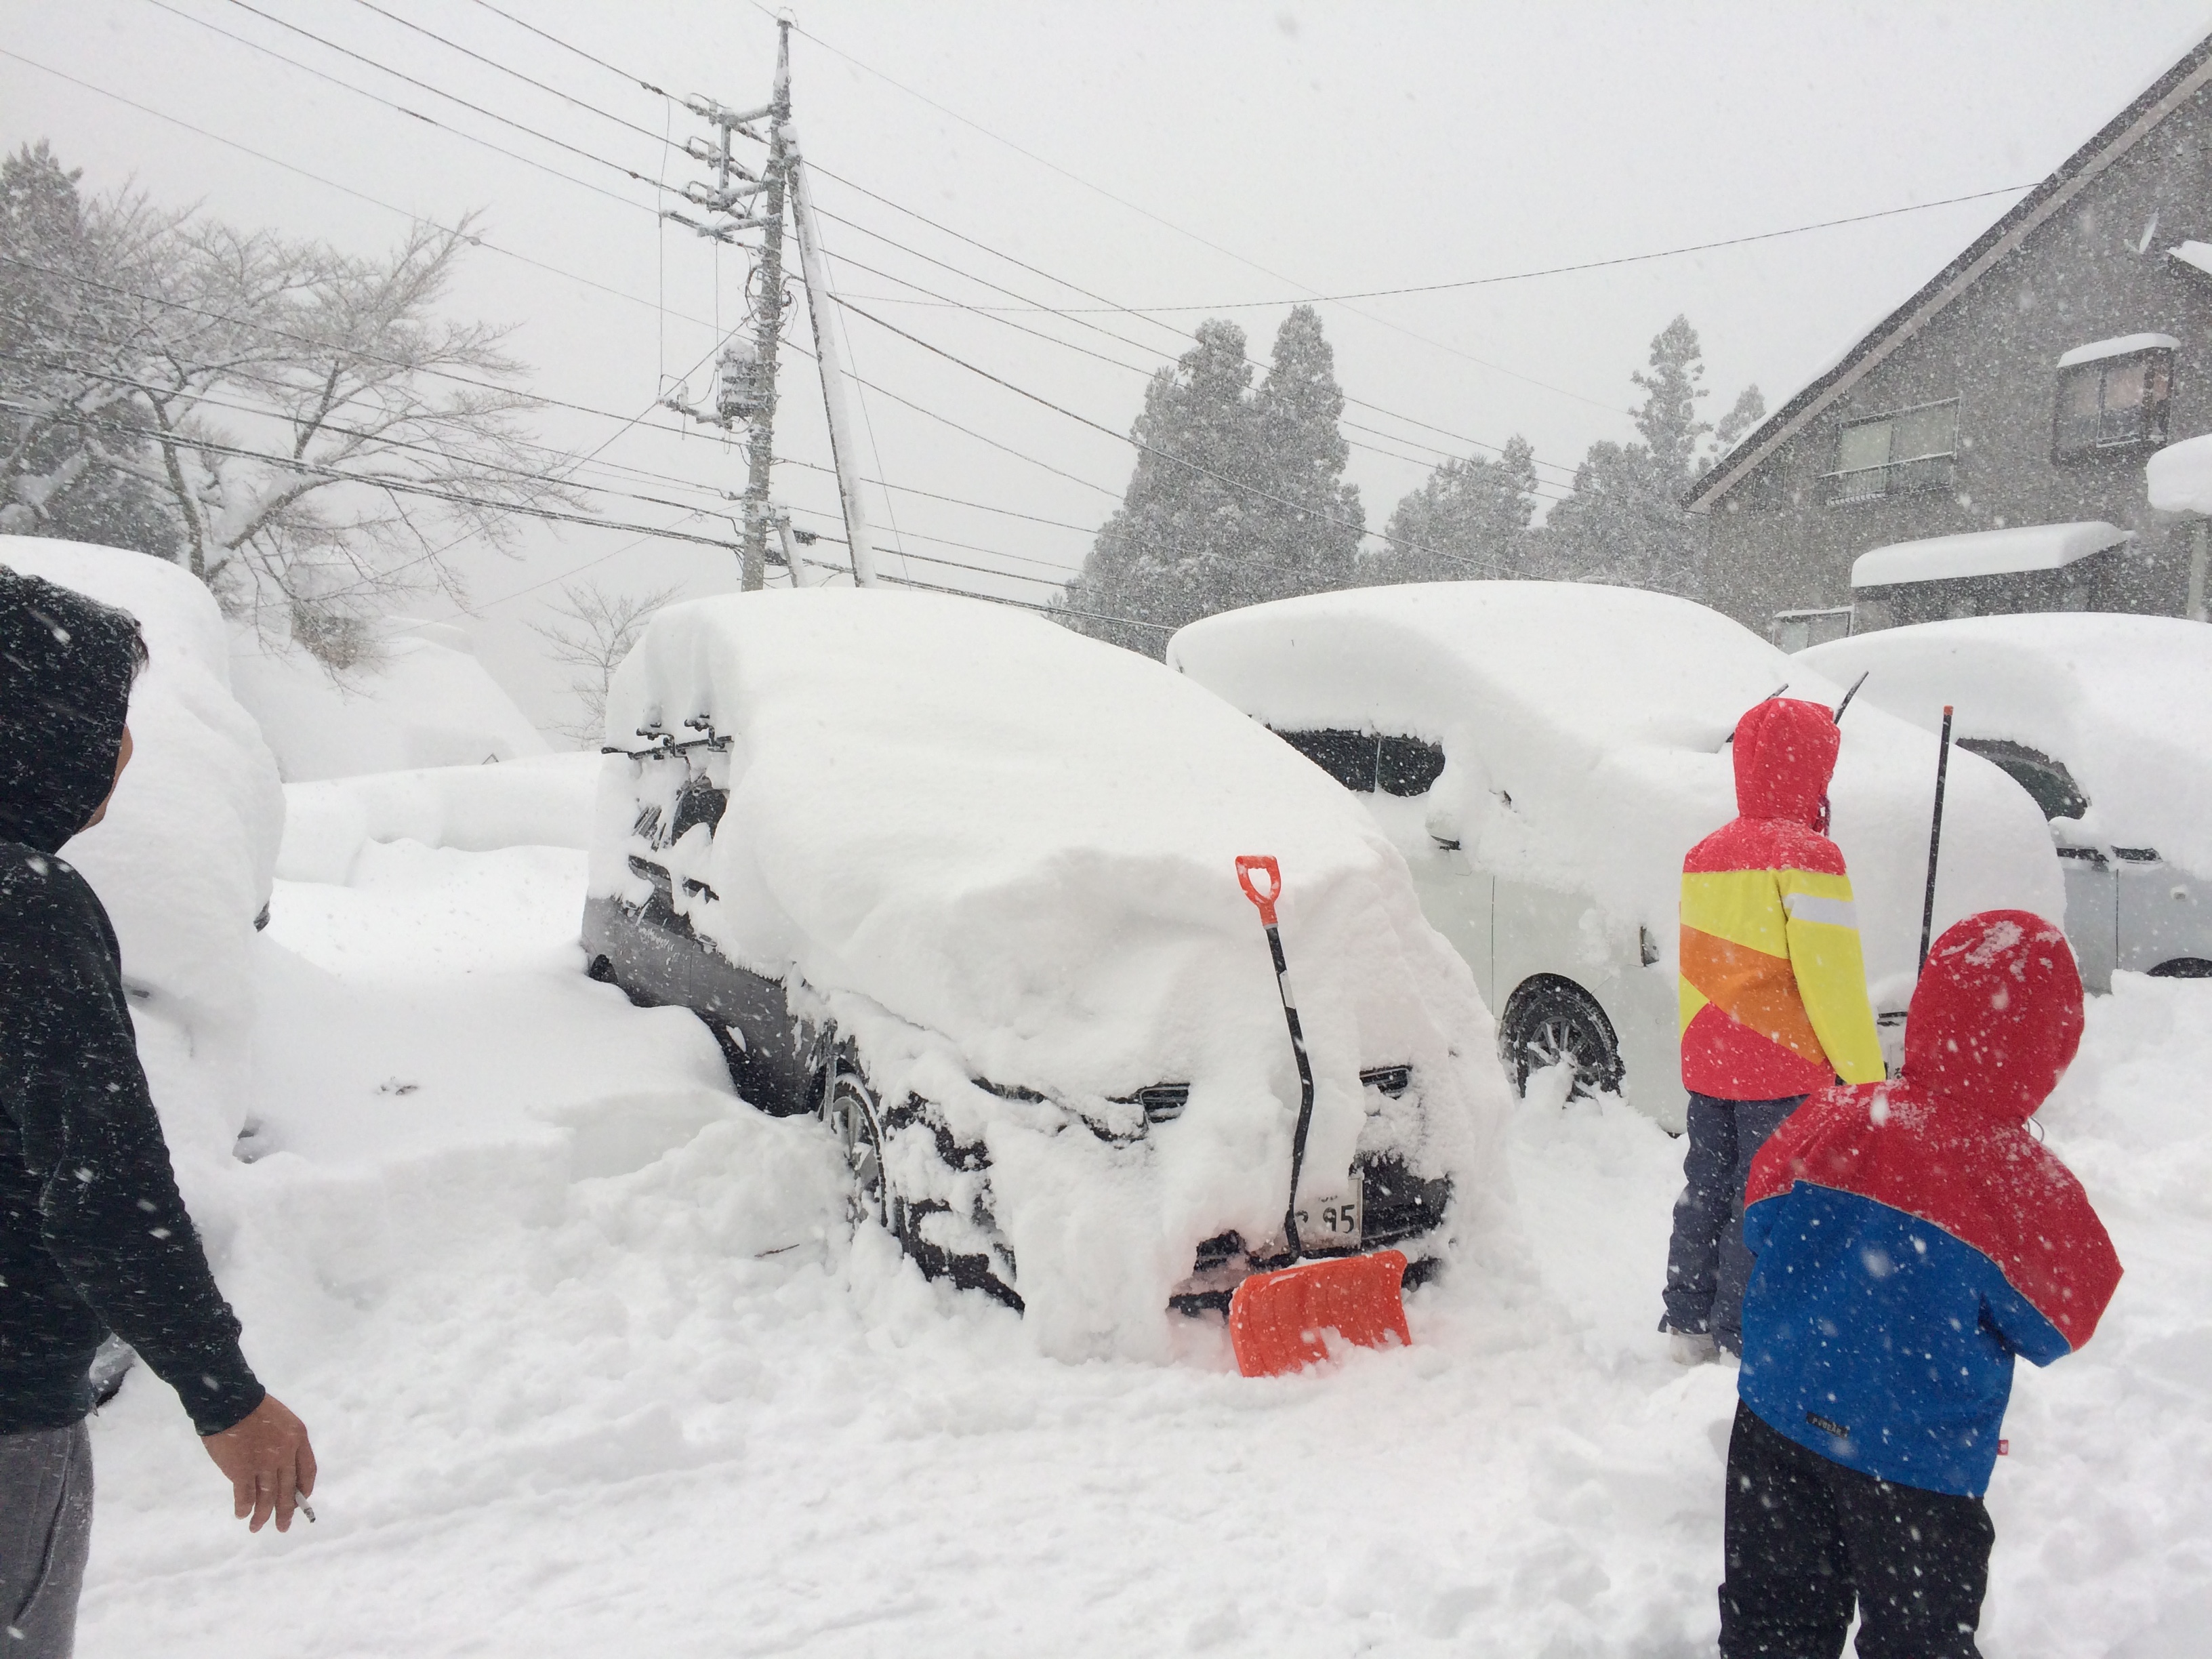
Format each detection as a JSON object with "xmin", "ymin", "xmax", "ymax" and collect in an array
[{"xmin": 1689, "ymin": 34, "xmax": 2212, "ymax": 646}]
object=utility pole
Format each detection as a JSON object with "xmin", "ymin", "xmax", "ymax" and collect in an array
[
  {"xmin": 661, "ymin": 20, "xmax": 876, "ymax": 590},
  {"xmin": 785, "ymin": 127, "xmax": 876, "ymax": 586},
  {"xmin": 660, "ymin": 32, "xmax": 790, "ymax": 590}
]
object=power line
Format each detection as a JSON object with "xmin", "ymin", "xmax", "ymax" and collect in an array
[
  {"xmin": 802, "ymin": 165, "xmax": 1584, "ymax": 481},
  {"xmin": 0, "ymin": 348, "xmax": 752, "ymax": 530},
  {"xmin": 3, "ymin": 398, "xmax": 739, "ymax": 552},
  {"xmin": 139, "ymin": 0, "xmax": 659, "ymax": 220},
  {"xmin": 214, "ymin": 0, "xmax": 677, "ymax": 199},
  {"xmin": 764, "ymin": 16, "xmax": 1629, "ymax": 416},
  {"xmin": 0, "ymin": 46, "xmax": 684, "ymax": 321},
  {"xmin": 458, "ymin": 0, "xmax": 672, "ymax": 99},
  {"xmin": 828, "ymin": 300, "xmax": 1505, "ymax": 575},
  {"xmin": 812, "ymin": 234, "xmax": 1569, "ymax": 499},
  {"xmin": 337, "ymin": 0, "xmax": 676, "ymax": 148},
  {"xmin": 890, "ymin": 184, "xmax": 2044, "ymax": 312}
]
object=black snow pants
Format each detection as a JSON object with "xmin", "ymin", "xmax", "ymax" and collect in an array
[
  {"xmin": 1719, "ymin": 1401, "xmax": 1994, "ymax": 1659},
  {"xmin": 1661, "ymin": 1093, "xmax": 1802, "ymax": 1353}
]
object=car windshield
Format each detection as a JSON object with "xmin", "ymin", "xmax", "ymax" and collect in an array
[{"xmin": 1957, "ymin": 737, "xmax": 2089, "ymax": 821}]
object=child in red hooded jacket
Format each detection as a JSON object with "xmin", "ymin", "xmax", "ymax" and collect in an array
[
  {"xmin": 1664, "ymin": 696, "xmax": 1887, "ymax": 1358},
  {"xmin": 1719, "ymin": 910, "xmax": 2121, "ymax": 1659}
]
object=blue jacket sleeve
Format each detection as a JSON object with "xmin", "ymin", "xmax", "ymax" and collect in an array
[
  {"xmin": 1979, "ymin": 1264, "xmax": 2073, "ymax": 1368},
  {"xmin": 1742, "ymin": 1190, "xmax": 1783, "ymax": 1256}
]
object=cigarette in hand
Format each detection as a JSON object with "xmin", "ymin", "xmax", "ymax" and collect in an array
[{"xmin": 295, "ymin": 1491, "xmax": 316, "ymax": 1524}]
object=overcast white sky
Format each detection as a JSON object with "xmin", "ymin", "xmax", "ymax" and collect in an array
[{"xmin": 7, "ymin": 1, "xmax": 2211, "ymax": 730}]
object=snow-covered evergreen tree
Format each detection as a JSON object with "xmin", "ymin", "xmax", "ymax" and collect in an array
[
  {"xmin": 1538, "ymin": 316, "xmax": 1762, "ymax": 597},
  {"xmin": 1061, "ymin": 306, "xmax": 1361, "ymax": 658},
  {"xmin": 1368, "ymin": 436, "xmax": 1538, "ymax": 583},
  {"xmin": 1248, "ymin": 305, "xmax": 1363, "ymax": 596}
]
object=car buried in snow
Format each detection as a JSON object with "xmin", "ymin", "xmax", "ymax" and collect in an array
[
  {"xmin": 579, "ymin": 588, "xmax": 1500, "ymax": 1347},
  {"xmin": 1168, "ymin": 582, "xmax": 2065, "ymax": 1132},
  {"xmin": 1800, "ymin": 613, "xmax": 2212, "ymax": 989}
]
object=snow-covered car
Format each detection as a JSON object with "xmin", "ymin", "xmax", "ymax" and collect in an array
[
  {"xmin": 579, "ymin": 588, "xmax": 1504, "ymax": 1356},
  {"xmin": 1801, "ymin": 614, "xmax": 2212, "ymax": 989},
  {"xmin": 0, "ymin": 536, "xmax": 285, "ymax": 1033},
  {"xmin": 1168, "ymin": 582, "xmax": 2063, "ymax": 1131}
]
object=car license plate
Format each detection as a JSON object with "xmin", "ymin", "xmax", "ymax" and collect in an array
[{"xmin": 1296, "ymin": 1191, "xmax": 1362, "ymax": 1252}]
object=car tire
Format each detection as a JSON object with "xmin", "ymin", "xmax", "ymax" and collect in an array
[
  {"xmin": 1499, "ymin": 975, "xmax": 1624, "ymax": 1101},
  {"xmin": 2148, "ymin": 958, "xmax": 2212, "ymax": 979},
  {"xmin": 823, "ymin": 1072, "xmax": 893, "ymax": 1229}
]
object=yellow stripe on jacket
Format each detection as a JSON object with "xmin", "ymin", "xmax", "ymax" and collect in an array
[{"xmin": 1679, "ymin": 867, "xmax": 1883, "ymax": 1086}]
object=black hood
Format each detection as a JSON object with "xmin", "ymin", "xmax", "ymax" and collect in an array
[{"xmin": 0, "ymin": 567, "xmax": 142, "ymax": 854}]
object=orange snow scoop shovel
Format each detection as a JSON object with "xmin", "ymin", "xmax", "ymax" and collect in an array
[{"xmin": 1226, "ymin": 855, "xmax": 1412, "ymax": 1378}]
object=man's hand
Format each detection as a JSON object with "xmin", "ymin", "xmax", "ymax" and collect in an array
[{"xmin": 201, "ymin": 1395, "xmax": 317, "ymax": 1532}]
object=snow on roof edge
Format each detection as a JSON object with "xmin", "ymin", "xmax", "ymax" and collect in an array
[
  {"xmin": 1850, "ymin": 521, "xmax": 2131, "ymax": 588},
  {"xmin": 2056, "ymin": 331, "xmax": 2179, "ymax": 367}
]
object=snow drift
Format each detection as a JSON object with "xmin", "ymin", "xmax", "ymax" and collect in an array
[
  {"xmin": 231, "ymin": 617, "xmax": 550, "ymax": 782},
  {"xmin": 594, "ymin": 588, "xmax": 1515, "ymax": 1357}
]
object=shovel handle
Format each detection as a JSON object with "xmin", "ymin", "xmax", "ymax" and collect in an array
[{"xmin": 1235, "ymin": 855, "xmax": 1282, "ymax": 926}]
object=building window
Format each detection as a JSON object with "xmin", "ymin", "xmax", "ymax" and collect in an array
[
  {"xmin": 2053, "ymin": 346, "xmax": 2172, "ymax": 459},
  {"xmin": 1826, "ymin": 400, "xmax": 1959, "ymax": 504}
]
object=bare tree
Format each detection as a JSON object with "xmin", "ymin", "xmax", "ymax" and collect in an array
[
  {"xmin": 529, "ymin": 580, "xmax": 683, "ymax": 743},
  {"xmin": 1, "ymin": 145, "xmax": 588, "ymax": 664}
]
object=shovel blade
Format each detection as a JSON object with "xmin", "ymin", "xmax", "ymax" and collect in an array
[{"xmin": 1227, "ymin": 1249, "xmax": 1412, "ymax": 1377}]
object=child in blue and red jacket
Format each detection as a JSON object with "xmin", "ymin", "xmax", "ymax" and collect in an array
[{"xmin": 1720, "ymin": 909, "xmax": 2122, "ymax": 1659}]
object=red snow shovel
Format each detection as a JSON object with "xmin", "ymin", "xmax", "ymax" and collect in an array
[{"xmin": 1226, "ymin": 855, "xmax": 1413, "ymax": 1378}]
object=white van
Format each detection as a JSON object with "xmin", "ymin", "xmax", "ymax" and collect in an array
[
  {"xmin": 1170, "ymin": 582, "xmax": 2062, "ymax": 1130},
  {"xmin": 1801, "ymin": 613, "xmax": 2212, "ymax": 989}
]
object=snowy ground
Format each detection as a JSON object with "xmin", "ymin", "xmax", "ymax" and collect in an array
[{"xmin": 77, "ymin": 841, "xmax": 2212, "ymax": 1657}]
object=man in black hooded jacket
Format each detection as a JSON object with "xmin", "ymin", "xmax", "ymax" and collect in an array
[{"xmin": 1, "ymin": 566, "xmax": 314, "ymax": 1656}]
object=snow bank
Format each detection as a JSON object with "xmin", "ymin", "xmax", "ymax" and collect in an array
[
  {"xmin": 598, "ymin": 588, "xmax": 1516, "ymax": 1357},
  {"xmin": 2146, "ymin": 432, "xmax": 2212, "ymax": 515},
  {"xmin": 277, "ymin": 752, "xmax": 598, "ymax": 884},
  {"xmin": 231, "ymin": 619, "xmax": 550, "ymax": 782},
  {"xmin": 1169, "ymin": 582, "xmax": 2060, "ymax": 1010},
  {"xmin": 0, "ymin": 536, "xmax": 283, "ymax": 1032},
  {"xmin": 1802, "ymin": 613, "xmax": 2212, "ymax": 880},
  {"xmin": 73, "ymin": 838, "xmax": 2212, "ymax": 1656}
]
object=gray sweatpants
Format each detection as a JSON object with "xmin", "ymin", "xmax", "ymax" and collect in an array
[{"xmin": 0, "ymin": 1422, "xmax": 92, "ymax": 1658}]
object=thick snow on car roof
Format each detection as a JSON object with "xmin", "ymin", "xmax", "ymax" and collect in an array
[
  {"xmin": 1802, "ymin": 613, "xmax": 2212, "ymax": 878},
  {"xmin": 596, "ymin": 589, "xmax": 1504, "ymax": 1355},
  {"xmin": 1171, "ymin": 582, "xmax": 2062, "ymax": 1005},
  {"xmin": 0, "ymin": 535, "xmax": 284, "ymax": 1031}
]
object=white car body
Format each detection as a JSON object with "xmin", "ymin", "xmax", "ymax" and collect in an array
[
  {"xmin": 1801, "ymin": 614, "xmax": 2212, "ymax": 989},
  {"xmin": 582, "ymin": 588, "xmax": 1509, "ymax": 1357},
  {"xmin": 1169, "ymin": 582, "xmax": 2063, "ymax": 1130}
]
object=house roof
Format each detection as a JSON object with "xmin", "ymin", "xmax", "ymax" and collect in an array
[
  {"xmin": 1686, "ymin": 31, "xmax": 2212, "ymax": 514},
  {"xmin": 1849, "ymin": 521, "xmax": 2130, "ymax": 588}
]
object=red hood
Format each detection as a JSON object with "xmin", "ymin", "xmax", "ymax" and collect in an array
[
  {"xmin": 1904, "ymin": 910, "xmax": 2083, "ymax": 1122},
  {"xmin": 1733, "ymin": 697, "xmax": 1839, "ymax": 826}
]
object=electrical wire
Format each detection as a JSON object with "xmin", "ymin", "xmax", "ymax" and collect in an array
[
  {"xmin": 4, "ymin": 397, "xmax": 739, "ymax": 550},
  {"xmin": 457, "ymin": 0, "xmax": 672, "ymax": 98},
  {"xmin": 214, "ymin": 0, "xmax": 678, "ymax": 199},
  {"xmin": 800, "ymin": 165, "xmax": 1584, "ymax": 481},
  {"xmin": 811, "ymin": 232, "xmax": 1569, "ymax": 498},
  {"xmin": 138, "ymin": 0, "xmax": 661, "ymax": 219},
  {"xmin": 337, "ymin": 0, "xmax": 676, "ymax": 147},
  {"xmin": 0, "ymin": 47, "xmax": 686, "ymax": 321},
  {"xmin": 826, "ymin": 300, "xmax": 1506, "ymax": 575},
  {"xmin": 880, "ymin": 184, "xmax": 2043, "ymax": 312},
  {"xmin": 758, "ymin": 18, "xmax": 1629, "ymax": 415}
]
